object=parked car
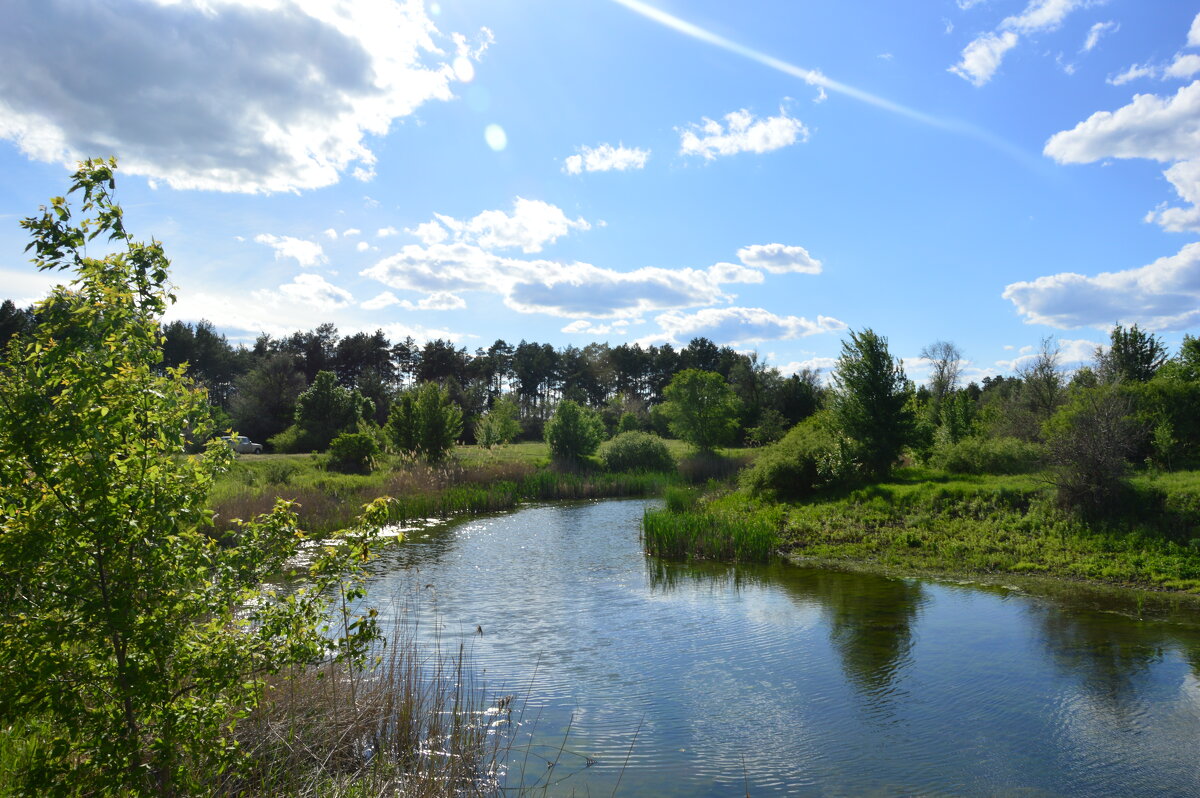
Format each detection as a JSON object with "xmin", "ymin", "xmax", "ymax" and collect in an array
[{"xmin": 221, "ymin": 435, "xmax": 263, "ymax": 454}]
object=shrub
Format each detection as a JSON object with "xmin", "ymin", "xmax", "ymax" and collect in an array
[
  {"xmin": 545, "ymin": 400, "xmax": 606, "ymax": 462},
  {"xmin": 386, "ymin": 382, "xmax": 462, "ymax": 463},
  {"xmin": 740, "ymin": 412, "xmax": 855, "ymax": 499},
  {"xmin": 601, "ymin": 431, "xmax": 675, "ymax": 473},
  {"xmin": 928, "ymin": 435, "xmax": 1045, "ymax": 475},
  {"xmin": 618, "ymin": 411, "xmax": 641, "ymax": 433},
  {"xmin": 327, "ymin": 432, "xmax": 380, "ymax": 474},
  {"xmin": 1044, "ymin": 384, "xmax": 1139, "ymax": 516},
  {"xmin": 475, "ymin": 394, "xmax": 521, "ymax": 449}
]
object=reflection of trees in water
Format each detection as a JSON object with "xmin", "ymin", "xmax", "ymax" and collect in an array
[
  {"xmin": 1031, "ymin": 605, "xmax": 1167, "ymax": 709},
  {"xmin": 646, "ymin": 558, "xmax": 926, "ymax": 702}
]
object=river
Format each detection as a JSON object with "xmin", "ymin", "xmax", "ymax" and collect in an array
[{"xmin": 365, "ymin": 498, "xmax": 1200, "ymax": 796}]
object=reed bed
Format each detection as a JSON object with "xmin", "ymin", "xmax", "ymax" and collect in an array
[
  {"xmin": 642, "ymin": 505, "xmax": 780, "ymax": 563},
  {"xmin": 212, "ymin": 458, "xmax": 672, "ymax": 538},
  {"xmin": 221, "ymin": 632, "xmax": 512, "ymax": 798}
]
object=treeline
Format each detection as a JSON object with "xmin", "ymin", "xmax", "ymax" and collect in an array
[
  {"xmin": 0, "ymin": 300, "xmax": 822, "ymax": 450},
  {"xmin": 743, "ymin": 325, "xmax": 1200, "ymax": 517}
]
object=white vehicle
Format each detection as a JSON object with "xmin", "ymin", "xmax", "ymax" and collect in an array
[{"xmin": 221, "ymin": 435, "xmax": 263, "ymax": 454}]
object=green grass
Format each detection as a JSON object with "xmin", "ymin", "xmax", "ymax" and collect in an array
[
  {"xmin": 211, "ymin": 445, "xmax": 685, "ymax": 537},
  {"xmin": 777, "ymin": 467, "xmax": 1200, "ymax": 592},
  {"xmin": 644, "ymin": 465, "xmax": 1200, "ymax": 593}
]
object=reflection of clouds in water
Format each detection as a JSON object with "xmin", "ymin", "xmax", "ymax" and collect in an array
[
  {"xmin": 677, "ymin": 661, "xmax": 822, "ymax": 792},
  {"xmin": 1050, "ymin": 653, "xmax": 1200, "ymax": 794}
]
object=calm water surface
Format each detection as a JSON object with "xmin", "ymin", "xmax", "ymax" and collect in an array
[{"xmin": 366, "ymin": 499, "xmax": 1200, "ymax": 796}]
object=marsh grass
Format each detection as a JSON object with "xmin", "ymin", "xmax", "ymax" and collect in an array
[
  {"xmin": 776, "ymin": 467, "xmax": 1200, "ymax": 592},
  {"xmin": 213, "ymin": 454, "xmax": 674, "ymax": 538},
  {"xmin": 643, "ymin": 502, "xmax": 781, "ymax": 563},
  {"xmin": 224, "ymin": 636, "xmax": 509, "ymax": 797}
]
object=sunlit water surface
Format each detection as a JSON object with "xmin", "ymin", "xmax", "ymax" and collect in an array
[{"xmin": 365, "ymin": 499, "xmax": 1200, "ymax": 796}]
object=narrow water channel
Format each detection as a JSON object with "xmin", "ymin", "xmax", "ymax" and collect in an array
[{"xmin": 366, "ymin": 498, "xmax": 1200, "ymax": 796}]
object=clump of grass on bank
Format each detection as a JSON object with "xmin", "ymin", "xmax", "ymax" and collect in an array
[{"xmin": 643, "ymin": 496, "xmax": 781, "ymax": 563}]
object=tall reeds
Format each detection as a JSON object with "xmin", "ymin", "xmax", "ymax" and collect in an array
[{"xmin": 642, "ymin": 505, "xmax": 779, "ymax": 563}]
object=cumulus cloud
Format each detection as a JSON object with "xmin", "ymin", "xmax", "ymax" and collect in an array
[
  {"xmin": 359, "ymin": 240, "xmax": 788, "ymax": 320},
  {"xmin": 950, "ymin": 0, "xmax": 1085, "ymax": 86},
  {"xmin": 410, "ymin": 198, "xmax": 591, "ymax": 254},
  {"xmin": 361, "ymin": 291, "xmax": 400, "ymax": 310},
  {"xmin": 254, "ymin": 234, "xmax": 326, "ymax": 268},
  {"xmin": 995, "ymin": 338, "xmax": 1102, "ymax": 371},
  {"xmin": 255, "ymin": 274, "xmax": 353, "ymax": 312},
  {"xmin": 737, "ymin": 243, "xmax": 822, "ymax": 275},
  {"xmin": 647, "ymin": 307, "xmax": 846, "ymax": 347},
  {"xmin": 1045, "ymin": 80, "xmax": 1200, "ymax": 232},
  {"xmin": 377, "ymin": 226, "xmax": 400, "ymax": 238},
  {"xmin": 1166, "ymin": 54, "xmax": 1200, "ymax": 80},
  {"xmin": 950, "ymin": 31, "xmax": 1019, "ymax": 86},
  {"xmin": 1108, "ymin": 63, "xmax": 1157, "ymax": 86},
  {"xmin": 399, "ymin": 291, "xmax": 467, "ymax": 311},
  {"xmin": 343, "ymin": 228, "xmax": 362, "ymax": 237},
  {"xmin": 679, "ymin": 107, "xmax": 808, "ymax": 160},
  {"xmin": 563, "ymin": 143, "xmax": 650, "ymax": 175},
  {"xmin": 0, "ymin": 0, "xmax": 489, "ymax": 193},
  {"xmin": 1191, "ymin": 12, "xmax": 1200, "ymax": 48},
  {"xmin": 1002, "ymin": 242, "xmax": 1200, "ymax": 331},
  {"xmin": 1082, "ymin": 21, "xmax": 1117, "ymax": 53},
  {"xmin": 561, "ymin": 319, "xmax": 632, "ymax": 336}
]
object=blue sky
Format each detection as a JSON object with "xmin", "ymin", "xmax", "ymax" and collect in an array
[{"xmin": 2, "ymin": 0, "xmax": 1199, "ymax": 384}]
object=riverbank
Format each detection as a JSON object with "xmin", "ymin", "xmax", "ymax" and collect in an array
[
  {"xmin": 210, "ymin": 442, "xmax": 750, "ymax": 537},
  {"xmin": 644, "ymin": 466, "xmax": 1200, "ymax": 594}
]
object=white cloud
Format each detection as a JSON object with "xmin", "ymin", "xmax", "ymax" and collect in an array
[
  {"xmin": 406, "ymin": 220, "xmax": 449, "ymax": 245},
  {"xmin": 413, "ymin": 197, "xmax": 591, "ymax": 253},
  {"xmin": 1003, "ymin": 242, "xmax": 1200, "ymax": 331},
  {"xmin": 950, "ymin": 31, "xmax": 1019, "ymax": 86},
  {"xmin": 560, "ymin": 319, "xmax": 632, "ymax": 335},
  {"xmin": 360, "ymin": 241, "xmax": 777, "ymax": 320},
  {"xmin": 253, "ymin": 234, "xmax": 326, "ymax": 268},
  {"xmin": 0, "ymin": 268, "xmax": 59, "ymax": 306},
  {"xmin": 679, "ymin": 107, "xmax": 808, "ymax": 160},
  {"xmin": 377, "ymin": 226, "xmax": 400, "ymax": 238},
  {"xmin": 361, "ymin": 291, "xmax": 400, "ymax": 310},
  {"xmin": 737, "ymin": 243, "xmax": 822, "ymax": 275},
  {"xmin": 1001, "ymin": 0, "xmax": 1084, "ymax": 35},
  {"xmin": 950, "ymin": 0, "xmax": 1086, "ymax": 86},
  {"xmin": 1045, "ymin": 80, "xmax": 1200, "ymax": 232},
  {"xmin": 995, "ymin": 338, "xmax": 1102, "ymax": 371},
  {"xmin": 377, "ymin": 322, "xmax": 466, "ymax": 345},
  {"xmin": 1166, "ymin": 54, "xmax": 1200, "ymax": 80},
  {"xmin": 1190, "ymin": 12, "xmax": 1200, "ymax": 48},
  {"xmin": 343, "ymin": 228, "xmax": 362, "ymax": 237},
  {"xmin": 707, "ymin": 262, "xmax": 766, "ymax": 285},
  {"xmin": 563, "ymin": 143, "xmax": 650, "ymax": 175},
  {"xmin": 957, "ymin": 0, "xmax": 987, "ymax": 9},
  {"xmin": 1082, "ymin": 21, "xmax": 1117, "ymax": 53},
  {"xmin": 400, "ymin": 291, "xmax": 467, "ymax": 311},
  {"xmin": 1108, "ymin": 63, "xmax": 1157, "ymax": 86},
  {"xmin": 647, "ymin": 307, "xmax": 846, "ymax": 347},
  {"xmin": 0, "ymin": 0, "xmax": 483, "ymax": 193},
  {"xmin": 356, "ymin": 241, "xmax": 372, "ymax": 252},
  {"xmin": 256, "ymin": 274, "xmax": 353, "ymax": 312},
  {"xmin": 323, "ymin": 228, "xmax": 339, "ymax": 240}
]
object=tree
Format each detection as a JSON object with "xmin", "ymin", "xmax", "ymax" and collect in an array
[
  {"xmin": 475, "ymin": 394, "xmax": 521, "ymax": 449},
  {"xmin": 290, "ymin": 370, "xmax": 374, "ymax": 451},
  {"xmin": 387, "ymin": 382, "xmax": 463, "ymax": 462},
  {"xmin": 1099, "ymin": 323, "xmax": 1168, "ymax": 383},
  {"xmin": 660, "ymin": 369, "xmax": 741, "ymax": 452},
  {"xmin": 920, "ymin": 340, "xmax": 963, "ymax": 404},
  {"xmin": 832, "ymin": 329, "xmax": 913, "ymax": 479},
  {"xmin": 0, "ymin": 160, "xmax": 389, "ymax": 794},
  {"xmin": 1044, "ymin": 383, "xmax": 1138, "ymax": 515},
  {"xmin": 228, "ymin": 352, "xmax": 306, "ymax": 444},
  {"xmin": 544, "ymin": 399, "xmax": 606, "ymax": 462}
]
